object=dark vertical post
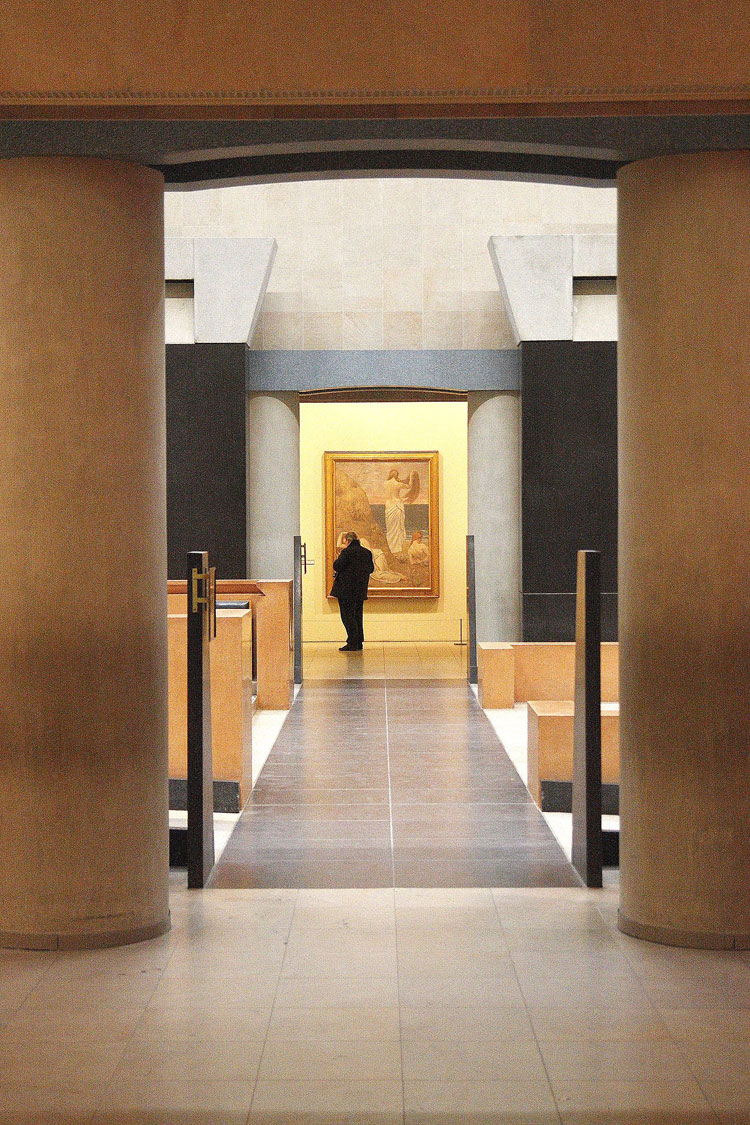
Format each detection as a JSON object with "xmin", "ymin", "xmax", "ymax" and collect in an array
[
  {"xmin": 187, "ymin": 550, "xmax": 216, "ymax": 888},
  {"xmin": 293, "ymin": 535, "xmax": 303, "ymax": 685},
  {"xmin": 571, "ymin": 549, "xmax": 603, "ymax": 887},
  {"xmin": 466, "ymin": 534, "xmax": 478, "ymax": 684}
]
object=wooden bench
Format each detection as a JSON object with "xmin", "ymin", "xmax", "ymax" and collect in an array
[
  {"xmin": 527, "ymin": 700, "xmax": 620, "ymax": 811},
  {"xmin": 168, "ymin": 578, "xmax": 294, "ymax": 711},
  {"xmin": 477, "ymin": 641, "xmax": 619, "ymax": 707},
  {"xmin": 168, "ymin": 608, "xmax": 254, "ymax": 811}
]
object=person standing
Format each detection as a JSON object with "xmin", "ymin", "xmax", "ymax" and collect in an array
[{"xmin": 330, "ymin": 531, "xmax": 374, "ymax": 651}]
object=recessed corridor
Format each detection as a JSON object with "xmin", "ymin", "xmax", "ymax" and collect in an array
[{"xmin": 210, "ymin": 655, "xmax": 579, "ymax": 890}]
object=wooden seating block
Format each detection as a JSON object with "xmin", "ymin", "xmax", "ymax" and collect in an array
[
  {"xmin": 511, "ymin": 642, "xmax": 618, "ymax": 703},
  {"xmin": 168, "ymin": 609, "xmax": 254, "ymax": 805},
  {"xmin": 253, "ymin": 580, "xmax": 294, "ymax": 711},
  {"xmin": 477, "ymin": 643, "xmax": 514, "ymax": 708},
  {"xmin": 527, "ymin": 700, "xmax": 620, "ymax": 807}
]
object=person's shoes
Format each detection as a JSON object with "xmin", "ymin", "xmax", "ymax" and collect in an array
[
  {"xmin": 350, "ymin": 645, "xmax": 363, "ymax": 651},
  {"xmin": 339, "ymin": 644, "xmax": 354, "ymax": 651}
]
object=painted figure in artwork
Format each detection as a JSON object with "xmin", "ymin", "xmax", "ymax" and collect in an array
[
  {"xmin": 407, "ymin": 529, "xmax": 430, "ymax": 586},
  {"xmin": 384, "ymin": 468, "xmax": 420, "ymax": 554}
]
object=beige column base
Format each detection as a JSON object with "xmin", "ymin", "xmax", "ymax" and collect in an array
[
  {"xmin": 0, "ymin": 915, "xmax": 171, "ymax": 952},
  {"xmin": 618, "ymin": 911, "xmax": 750, "ymax": 952}
]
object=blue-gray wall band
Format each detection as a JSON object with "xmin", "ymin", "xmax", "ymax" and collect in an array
[{"xmin": 246, "ymin": 348, "xmax": 521, "ymax": 393}]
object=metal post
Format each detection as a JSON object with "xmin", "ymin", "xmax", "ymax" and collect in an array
[
  {"xmin": 293, "ymin": 535, "xmax": 303, "ymax": 685},
  {"xmin": 186, "ymin": 550, "xmax": 216, "ymax": 888},
  {"xmin": 466, "ymin": 534, "xmax": 478, "ymax": 684},
  {"xmin": 571, "ymin": 549, "xmax": 603, "ymax": 887}
]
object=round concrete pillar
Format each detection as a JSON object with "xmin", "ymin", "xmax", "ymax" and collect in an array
[
  {"xmin": 467, "ymin": 391, "xmax": 522, "ymax": 642},
  {"xmin": 246, "ymin": 392, "xmax": 300, "ymax": 579},
  {"xmin": 617, "ymin": 152, "xmax": 750, "ymax": 948},
  {"xmin": 0, "ymin": 158, "xmax": 169, "ymax": 949}
]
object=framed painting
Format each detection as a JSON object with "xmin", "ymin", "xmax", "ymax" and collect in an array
[{"xmin": 325, "ymin": 451, "xmax": 439, "ymax": 599}]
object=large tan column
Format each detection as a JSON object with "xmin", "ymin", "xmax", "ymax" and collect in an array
[
  {"xmin": 617, "ymin": 152, "xmax": 750, "ymax": 949},
  {"xmin": 0, "ymin": 158, "xmax": 169, "ymax": 949}
]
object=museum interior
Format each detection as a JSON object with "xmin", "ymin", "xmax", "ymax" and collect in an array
[{"xmin": 0, "ymin": 3, "xmax": 748, "ymax": 1123}]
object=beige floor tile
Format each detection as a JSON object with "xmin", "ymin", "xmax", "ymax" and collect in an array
[
  {"xmin": 294, "ymin": 887, "xmax": 395, "ymax": 912},
  {"xmin": 258, "ymin": 1036, "xmax": 402, "ymax": 1081},
  {"xmin": 0, "ymin": 1082, "xmax": 104, "ymax": 1124},
  {"xmin": 92, "ymin": 1077, "xmax": 255, "ymax": 1124},
  {"xmin": 528, "ymin": 1005, "xmax": 670, "ymax": 1041},
  {"xmin": 537, "ymin": 1037, "xmax": 697, "ymax": 1082},
  {"xmin": 267, "ymin": 1004, "xmax": 401, "ymax": 1040},
  {"xmin": 41, "ymin": 934, "xmax": 177, "ymax": 979},
  {"xmin": 516, "ymin": 970, "xmax": 652, "ymax": 1010},
  {"xmin": 135, "ymin": 1002, "xmax": 273, "ymax": 1039},
  {"xmin": 18, "ymin": 969, "xmax": 163, "ymax": 1012},
  {"xmin": 703, "ymin": 1080, "xmax": 750, "ymax": 1124},
  {"xmin": 397, "ymin": 948, "xmax": 516, "ymax": 977},
  {"xmin": 113, "ymin": 1032, "xmax": 266, "ymax": 1082},
  {"xmin": 553, "ymin": 1078, "xmax": 716, "ymax": 1124},
  {"xmin": 402, "ymin": 1036, "xmax": 548, "ymax": 1083},
  {"xmin": 280, "ymin": 946, "xmax": 398, "ymax": 978},
  {"xmin": 640, "ymin": 977, "xmax": 750, "ymax": 1010},
  {"xmin": 659, "ymin": 1007, "xmax": 750, "ymax": 1042},
  {"xmin": 0, "ymin": 1040, "xmax": 126, "ymax": 1089},
  {"xmin": 146, "ymin": 972, "xmax": 280, "ymax": 1009},
  {"xmin": 398, "ymin": 972, "xmax": 525, "ymax": 1009},
  {"xmin": 274, "ymin": 974, "xmax": 400, "ymax": 1008},
  {"xmin": 403, "ymin": 1079, "xmax": 560, "ymax": 1123},
  {"xmin": 0, "ymin": 967, "xmax": 54, "ymax": 1017},
  {"xmin": 0, "ymin": 1005, "xmax": 148, "ymax": 1046},
  {"xmin": 396, "ymin": 886, "xmax": 499, "ymax": 915},
  {"xmin": 400, "ymin": 1004, "xmax": 535, "ymax": 1042},
  {"xmin": 680, "ymin": 1040, "xmax": 750, "ymax": 1084},
  {"xmin": 249, "ymin": 1079, "xmax": 404, "ymax": 1122},
  {"xmin": 284, "ymin": 923, "xmax": 397, "ymax": 953},
  {"xmin": 396, "ymin": 926, "xmax": 508, "ymax": 955}
]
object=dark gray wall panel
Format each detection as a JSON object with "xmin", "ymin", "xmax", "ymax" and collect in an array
[
  {"xmin": 166, "ymin": 344, "xmax": 247, "ymax": 579},
  {"xmin": 521, "ymin": 341, "xmax": 618, "ymax": 641},
  {"xmin": 522, "ymin": 593, "xmax": 618, "ymax": 644},
  {"xmin": 247, "ymin": 348, "xmax": 520, "ymax": 393}
]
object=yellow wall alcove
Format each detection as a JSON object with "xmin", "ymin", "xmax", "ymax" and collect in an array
[{"xmin": 300, "ymin": 400, "xmax": 468, "ymax": 642}]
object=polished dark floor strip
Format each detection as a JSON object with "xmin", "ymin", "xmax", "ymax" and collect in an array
[{"xmin": 210, "ymin": 678, "xmax": 580, "ymax": 888}]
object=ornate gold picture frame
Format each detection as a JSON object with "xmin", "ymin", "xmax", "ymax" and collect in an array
[{"xmin": 325, "ymin": 451, "xmax": 439, "ymax": 599}]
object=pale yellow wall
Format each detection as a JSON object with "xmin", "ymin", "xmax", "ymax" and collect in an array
[
  {"xmin": 300, "ymin": 400, "xmax": 468, "ymax": 642},
  {"xmin": 165, "ymin": 177, "xmax": 616, "ymax": 350}
]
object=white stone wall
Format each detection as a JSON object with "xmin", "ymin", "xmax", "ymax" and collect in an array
[{"xmin": 165, "ymin": 178, "xmax": 616, "ymax": 350}]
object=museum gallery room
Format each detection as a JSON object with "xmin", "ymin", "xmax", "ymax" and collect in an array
[{"xmin": 0, "ymin": 3, "xmax": 748, "ymax": 1123}]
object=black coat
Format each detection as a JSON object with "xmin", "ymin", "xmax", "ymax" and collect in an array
[{"xmin": 330, "ymin": 540, "xmax": 375, "ymax": 602}]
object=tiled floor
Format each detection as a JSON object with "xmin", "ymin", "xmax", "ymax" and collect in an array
[
  {"xmin": 1, "ymin": 884, "xmax": 747, "ymax": 1122},
  {"xmin": 210, "ymin": 677, "xmax": 579, "ymax": 889},
  {"xmin": 4, "ymin": 656, "xmax": 746, "ymax": 1121},
  {"xmin": 302, "ymin": 640, "xmax": 468, "ymax": 680}
]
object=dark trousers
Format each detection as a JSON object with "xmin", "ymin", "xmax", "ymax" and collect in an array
[{"xmin": 338, "ymin": 597, "xmax": 365, "ymax": 647}]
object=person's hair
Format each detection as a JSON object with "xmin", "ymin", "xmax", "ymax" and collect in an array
[
  {"xmin": 387, "ymin": 468, "xmax": 398, "ymax": 479},
  {"xmin": 344, "ymin": 531, "xmax": 359, "ymax": 543}
]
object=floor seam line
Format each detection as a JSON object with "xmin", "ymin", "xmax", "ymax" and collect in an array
[
  {"xmin": 491, "ymin": 890, "xmax": 564, "ymax": 1125},
  {"xmin": 384, "ymin": 677, "xmax": 396, "ymax": 888},
  {"xmin": 247, "ymin": 887, "xmax": 300, "ymax": 1121}
]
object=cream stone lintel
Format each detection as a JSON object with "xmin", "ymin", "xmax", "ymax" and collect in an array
[
  {"xmin": 165, "ymin": 236, "xmax": 277, "ymax": 344},
  {"xmin": 488, "ymin": 233, "xmax": 617, "ymax": 344}
]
